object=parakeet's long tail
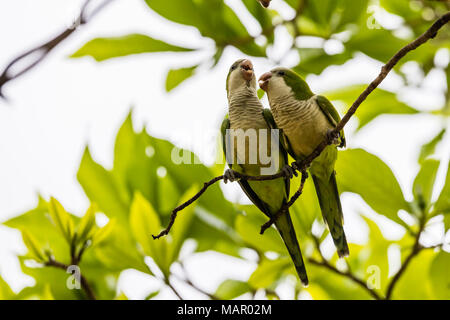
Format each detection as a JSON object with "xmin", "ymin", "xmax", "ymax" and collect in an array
[
  {"xmin": 274, "ymin": 209, "xmax": 309, "ymax": 286},
  {"xmin": 312, "ymin": 172, "xmax": 349, "ymax": 258}
]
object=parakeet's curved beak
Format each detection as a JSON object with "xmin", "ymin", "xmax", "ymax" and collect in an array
[
  {"xmin": 258, "ymin": 72, "xmax": 272, "ymax": 91},
  {"xmin": 240, "ymin": 59, "xmax": 254, "ymax": 81}
]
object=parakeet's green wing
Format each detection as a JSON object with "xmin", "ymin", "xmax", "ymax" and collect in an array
[
  {"xmin": 221, "ymin": 117, "xmax": 271, "ymax": 216},
  {"xmin": 311, "ymin": 97, "xmax": 349, "ymax": 257},
  {"xmin": 315, "ymin": 95, "xmax": 346, "ymax": 148},
  {"xmin": 262, "ymin": 108, "xmax": 290, "ymax": 197}
]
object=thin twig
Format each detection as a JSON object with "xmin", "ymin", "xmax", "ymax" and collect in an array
[
  {"xmin": 260, "ymin": 170, "xmax": 308, "ymax": 234},
  {"xmin": 153, "ymin": 12, "xmax": 450, "ymax": 240},
  {"xmin": 45, "ymin": 258, "xmax": 96, "ymax": 300},
  {"xmin": 172, "ymin": 274, "xmax": 219, "ymax": 300},
  {"xmin": 384, "ymin": 217, "xmax": 427, "ymax": 300},
  {"xmin": 173, "ymin": 262, "xmax": 219, "ymax": 300},
  {"xmin": 309, "ymin": 236, "xmax": 382, "ymax": 300},
  {"xmin": 0, "ymin": 0, "xmax": 115, "ymax": 98},
  {"xmin": 152, "ymin": 171, "xmax": 288, "ymax": 239},
  {"xmin": 308, "ymin": 258, "xmax": 382, "ymax": 300},
  {"xmin": 165, "ymin": 278, "xmax": 183, "ymax": 300}
]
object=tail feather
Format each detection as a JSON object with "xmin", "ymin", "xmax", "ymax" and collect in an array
[
  {"xmin": 312, "ymin": 172, "xmax": 349, "ymax": 258},
  {"xmin": 274, "ymin": 209, "xmax": 309, "ymax": 286}
]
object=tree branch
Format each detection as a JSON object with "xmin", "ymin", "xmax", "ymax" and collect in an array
[
  {"xmin": 308, "ymin": 236, "xmax": 382, "ymax": 300},
  {"xmin": 45, "ymin": 258, "xmax": 96, "ymax": 300},
  {"xmin": 0, "ymin": 0, "xmax": 115, "ymax": 99},
  {"xmin": 384, "ymin": 217, "xmax": 427, "ymax": 300},
  {"xmin": 165, "ymin": 278, "xmax": 183, "ymax": 300},
  {"xmin": 152, "ymin": 12, "xmax": 450, "ymax": 240},
  {"xmin": 291, "ymin": 11, "xmax": 450, "ymax": 174},
  {"xmin": 260, "ymin": 170, "xmax": 308, "ymax": 234},
  {"xmin": 308, "ymin": 257, "xmax": 382, "ymax": 300}
]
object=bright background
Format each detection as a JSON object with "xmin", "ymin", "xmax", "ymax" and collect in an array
[{"xmin": 0, "ymin": 0, "xmax": 448, "ymax": 299}]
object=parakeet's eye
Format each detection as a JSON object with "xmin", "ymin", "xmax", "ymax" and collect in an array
[
  {"xmin": 230, "ymin": 64, "xmax": 238, "ymax": 71},
  {"xmin": 277, "ymin": 71, "xmax": 285, "ymax": 76}
]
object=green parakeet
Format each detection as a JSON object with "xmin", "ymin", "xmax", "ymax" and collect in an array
[
  {"xmin": 259, "ymin": 67, "xmax": 349, "ymax": 258},
  {"xmin": 222, "ymin": 59, "xmax": 309, "ymax": 285}
]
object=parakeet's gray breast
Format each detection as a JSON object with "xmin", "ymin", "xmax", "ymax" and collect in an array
[
  {"xmin": 228, "ymin": 88, "xmax": 266, "ymax": 130},
  {"xmin": 270, "ymin": 95, "xmax": 332, "ymax": 157}
]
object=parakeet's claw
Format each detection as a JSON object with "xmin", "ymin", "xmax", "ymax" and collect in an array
[
  {"xmin": 281, "ymin": 164, "xmax": 297, "ymax": 179},
  {"xmin": 224, "ymin": 169, "xmax": 237, "ymax": 184},
  {"xmin": 291, "ymin": 161, "xmax": 301, "ymax": 172},
  {"xmin": 326, "ymin": 129, "xmax": 340, "ymax": 145}
]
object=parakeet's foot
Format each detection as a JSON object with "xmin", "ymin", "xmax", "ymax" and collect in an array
[
  {"xmin": 291, "ymin": 161, "xmax": 306, "ymax": 172},
  {"xmin": 223, "ymin": 169, "xmax": 238, "ymax": 184},
  {"xmin": 281, "ymin": 164, "xmax": 297, "ymax": 179},
  {"xmin": 326, "ymin": 129, "xmax": 340, "ymax": 145}
]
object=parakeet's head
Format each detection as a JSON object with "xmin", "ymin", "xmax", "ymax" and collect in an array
[
  {"xmin": 226, "ymin": 59, "xmax": 257, "ymax": 95},
  {"xmin": 259, "ymin": 67, "xmax": 313, "ymax": 101}
]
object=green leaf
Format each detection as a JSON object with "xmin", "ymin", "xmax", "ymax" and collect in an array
[
  {"xmin": 295, "ymin": 48, "xmax": 352, "ymax": 76},
  {"xmin": 76, "ymin": 205, "xmax": 97, "ymax": 244},
  {"xmin": 249, "ymin": 258, "xmax": 291, "ymax": 288},
  {"xmin": 22, "ymin": 230, "xmax": 45, "ymax": 262},
  {"xmin": 360, "ymin": 216, "xmax": 390, "ymax": 292},
  {"xmin": 413, "ymin": 159, "xmax": 440, "ymax": 212},
  {"xmin": 418, "ymin": 129, "xmax": 445, "ymax": 163},
  {"xmin": 307, "ymin": 262, "xmax": 373, "ymax": 299},
  {"xmin": 41, "ymin": 285, "xmax": 55, "ymax": 300},
  {"xmin": 167, "ymin": 187, "xmax": 197, "ymax": 264},
  {"xmin": 379, "ymin": 0, "xmax": 422, "ymax": 23},
  {"xmin": 215, "ymin": 279, "xmax": 252, "ymax": 300},
  {"xmin": 289, "ymin": 177, "xmax": 321, "ymax": 237},
  {"xmin": 430, "ymin": 251, "xmax": 450, "ymax": 299},
  {"xmin": 144, "ymin": 0, "xmax": 264, "ymax": 57},
  {"xmin": 433, "ymin": 160, "xmax": 450, "ymax": 216},
  {"xmin": 335, "ymin": 0, "xmax": 369, "ymax": 31},
  {"xmin": 78, "ymin": 147, "xmax": 129, "ymax": 223},
  {"xmin": 129, "ymin": 192, "xmax": 168, "ymax": 275},
  {"xmin": 143, "ymin": 133, "xmax": 238, "ymax": 228},
  {"xmin": 4, "ymin": 197, "xmax": 72, "ymax": 262},
  {"xmin": 336, "ymin": 149, "xmax": 409, "ymax": 226},
  {"xmin": 325, "ymin": 85, "xmax": 418, "ymax": 130},
  {"xmin": 145, "ymin": 290, "xmax": 160, "ymax": 300},
  {"xmin": 157, "ymin": 173, "xmax": 181, "ymax": 214},
  {"xmin": 71, "ymin": 34, "xmax": 194, "ymax": 62},
  {"xmin": 48, "ymin": 197, "xmax": 74, "ymax": 244},
  {"xmin": 346, "ymin": 29, "xmax": 408, "ymax": 62},
  {"xmin": 165, "ymin": 65, "xmax": 198, "ymax": 92},
  {"xmin": 393, "ymin": 249, "xmax": 436, "ymax": 299},
  {"xmin": 235, "ymin": 208, "xmax": 285, "ymax": 254},
  {"xmin": 444, "ymin": 214, "xmax": 450, "ymax": 231},
  {"xmin": 92, "ymin": 219, "xmax": 116, "ymax": 246},
  {"xmin": 115, "ymin": 127, "xmax": 159, "ymax": 208},
  {"xmin": 241, "ymin": 0, "xmax": 274, "ymax": 41},
  {"xmin": 0, "ymin": 275, "xmax": 14, "ymax": 299}
]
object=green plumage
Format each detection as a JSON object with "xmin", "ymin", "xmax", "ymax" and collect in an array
[
  {"xmin": 265, "ymin": 68, "xmax": 349, "ymax": 258},
  {"xmin": 221, "ymin": 115, "xmax": 309, "ymax": 285}
]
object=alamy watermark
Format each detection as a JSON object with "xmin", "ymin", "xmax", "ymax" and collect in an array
[
  {"xmin": 170, "ymin": 128, "xmax": 281, "ymax": 175},
  {"xmin": 366, "ymin": 265, "xmax": 381, "ymax": 290},
  {"xmin": 66, "ymin": 265, "xmax": 81, "ymax": 290}
]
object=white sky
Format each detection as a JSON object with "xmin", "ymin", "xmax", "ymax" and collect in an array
[{"xmin": 0, "ymin": 0, "xmax": 448, "ymax": 299}]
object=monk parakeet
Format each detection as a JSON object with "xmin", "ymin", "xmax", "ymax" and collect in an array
[
  {"xmin": 221, "ymin": 59, "xmax": 309, "ymax": 285},
  {"xmin": 259, "ymin": 67, "xmax": 349, "ymax": 258}
]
